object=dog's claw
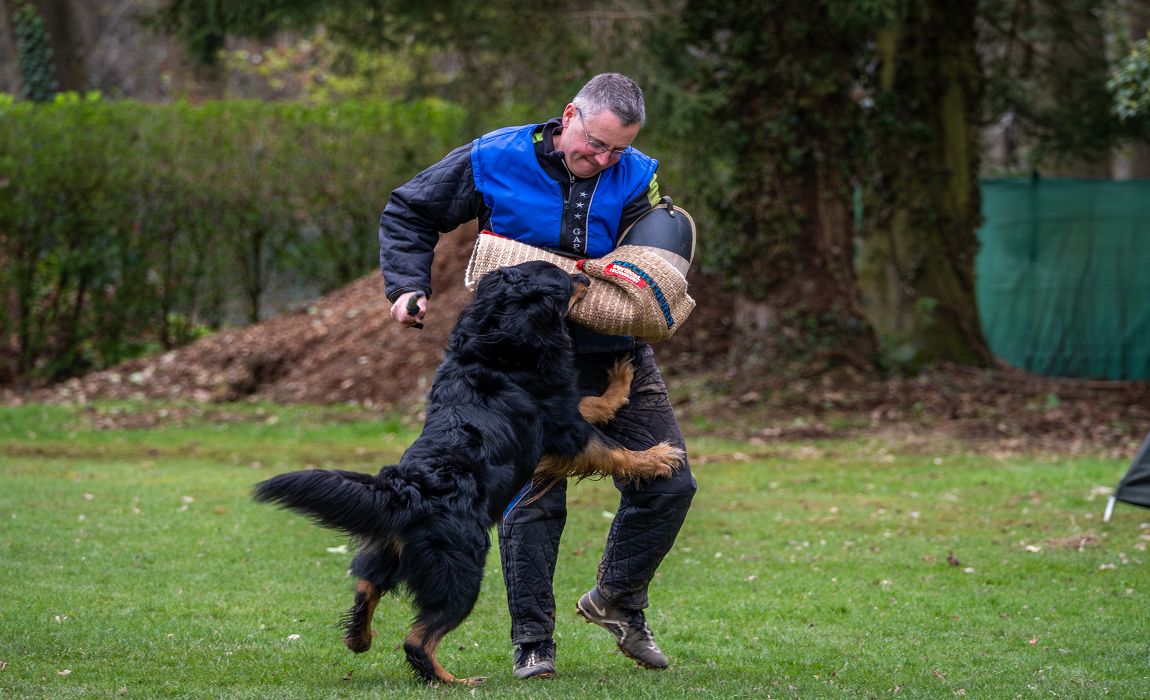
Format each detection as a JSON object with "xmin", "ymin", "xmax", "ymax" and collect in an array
[
  {"xmin": 343, "ymin": 635, "xmax": 372, "ymax": 654},
  {"xmin": 655, "ymin": 445, "xmax": 685, "ymax": 478}
]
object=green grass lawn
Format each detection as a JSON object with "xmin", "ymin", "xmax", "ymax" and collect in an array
[{"xmin": 1, "ymin": 402, "xmax": 1147, "ymax": 698}]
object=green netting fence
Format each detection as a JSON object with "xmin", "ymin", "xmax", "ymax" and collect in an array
[{"xmin": 976, "ymin": 178, "xmax": 1150, "ymax": 380}]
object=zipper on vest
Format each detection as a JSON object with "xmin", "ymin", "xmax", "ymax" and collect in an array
[
  {"xmin": 560, "ymin": 160, "xmax": 576, "ymax": 251},
  {"xmin": 561, "ymin": 160, "xmax": 575, "ymax": 207}
]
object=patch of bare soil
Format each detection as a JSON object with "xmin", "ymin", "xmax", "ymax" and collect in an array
[
  {"xmin": 672, "ymin": 361, "xmax": 1148, "ymax": 459},
  {"xmin": 6, "ymin": 224, "xmax": 1148, "ymax": 459}
]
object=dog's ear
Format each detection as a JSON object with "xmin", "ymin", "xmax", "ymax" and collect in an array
[
  {"xmin": 525, "ymin": 264, "xmax": 574, "ymax": 295},
  {"xmin": 475, "ymin": 265, "xmax": 525, "ymax": 299},
  {"xmin": 520, "ymin": 275, "xmax": 572, "ymax": 333},
  {"xmin": 464, "ymin": 263, "xmax": 572, "ymax": 354}
]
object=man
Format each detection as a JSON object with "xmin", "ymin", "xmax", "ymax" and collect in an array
[{"xmin": 377, "ymin": 72, "xmax": 696, "ymax": 679}]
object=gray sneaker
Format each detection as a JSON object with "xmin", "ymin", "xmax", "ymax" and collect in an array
[
  {"xmin": 513, "ymin": 639, "xmax": 556, "ymax": 679},
  {"xmin": 576, "ymin": 587, "xmax": 668, "ymax": 669}
]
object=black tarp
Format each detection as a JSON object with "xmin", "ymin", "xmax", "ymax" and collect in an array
[{"xmin": 1105, "ymin": 431, "xmax": 1150, "ymax": 521}]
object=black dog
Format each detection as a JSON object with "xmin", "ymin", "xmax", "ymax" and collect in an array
[{"xmin": 254, "ymin": 260, "xmax": 683, "ymax": 686}]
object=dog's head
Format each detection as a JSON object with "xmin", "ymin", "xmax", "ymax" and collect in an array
[
  {"xmin": 476, "ymin": 260, "xmax": 590, "ymax": 319},
  {"xmin": 456, "ymin": 261, "xmax": 590, "ymax": 361}
]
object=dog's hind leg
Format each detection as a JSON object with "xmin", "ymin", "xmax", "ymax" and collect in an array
[
  {"xmin": 341, "ymin": 579, "xmax": 383, "ymax": 653},
  {"xmin": 342, "ymin": 543, "xmax": 401, "ymax": 653},
  {"xmin": 401, "ymin": 536, "xmax": 488, "ymax": 686},
  {"xmin": 578, "ymin": 358, "xmax": 633, "ymax": 425}
]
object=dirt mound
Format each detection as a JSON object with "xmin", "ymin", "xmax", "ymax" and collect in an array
[
  {"xmin": 683, "ymin": 361, "xmax": 1149, "ymax": 458},
  {"xmin": 20, "ymin": 224, "xmax": 733, "ymax": 409},
  {"xmin": 8, "ymin": 225, "xmax": 1148, "ymax": 457}
]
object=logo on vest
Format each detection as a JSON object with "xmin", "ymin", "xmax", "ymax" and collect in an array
[{"xmin": 602, "ymin": 263, "xmax": 647, "ymax": 288}]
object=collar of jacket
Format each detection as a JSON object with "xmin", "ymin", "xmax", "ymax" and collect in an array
[{"xmin": 534, "ymin": 117, "xmax": 576, "ymax": 182}]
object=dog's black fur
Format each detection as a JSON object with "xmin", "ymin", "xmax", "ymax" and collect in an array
[{"xmin": 254, "ymin": 260, "xmax": 683, "ymax": 686}]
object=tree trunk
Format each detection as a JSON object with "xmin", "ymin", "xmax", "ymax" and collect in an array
[
  {"xmin": 0, "ymin": 1, "xmax": 20, "ymax": 94},
  {"xmin": 689, "ymin": 1, "xmax": 878, "ymax": 372},
  {"xmin": 1127, "ymin": 2, "xmax": 1150, "ymax": 178},
  {"xmin": 859, "ymin": 1, "xmax": 995, "ymax": 368},
  {"xmin": 27, "ymin": 0, "xmax": 84, "ymax": 90}
]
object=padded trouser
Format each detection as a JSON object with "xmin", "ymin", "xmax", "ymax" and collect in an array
[{"xmin": 497, "ymin": 344, "xmax": 697, "ymax": 644}]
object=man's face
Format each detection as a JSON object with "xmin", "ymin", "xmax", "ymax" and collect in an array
[{"xmin": 556, "ymin": 104, "xmax": 641, "ymax": 179}]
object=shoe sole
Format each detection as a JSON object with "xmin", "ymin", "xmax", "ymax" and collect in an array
[
  {"xmin": 519, "ymin": 671, "xmax": 555, "ymax": 680},
  {"xmin": 576, "ymin": 601, "xmax": 667, "ymax": 670}
]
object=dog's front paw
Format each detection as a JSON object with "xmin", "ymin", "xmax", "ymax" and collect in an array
[
  {"xmin": 639, "ymin": 443, "xmax": 685, "ymax": 480},
  {"xmin": 605, "ymin": 359, "xmax": 634, "ymax": 405},
  {"xmin": 579, "ymin": 358, "xmax": 635, "ymax": 425}
]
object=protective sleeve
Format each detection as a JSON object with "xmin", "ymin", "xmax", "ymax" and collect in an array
[{"xmin": 378, "ymin": 143, "xmax": 487, "ymax": 302}]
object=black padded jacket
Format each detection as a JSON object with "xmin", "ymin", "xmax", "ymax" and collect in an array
[
  {"xmin": 377, "ymin": 118, "xmax": 659, "ymax": 353},
  {"xmin": 379, "ymin": 118, "xmax": 662, "ymax": 298}
]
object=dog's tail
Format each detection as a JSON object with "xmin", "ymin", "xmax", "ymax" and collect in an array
[{"xmin": 253, "ymin": 468, "xmax": 410, "ymax": 539}]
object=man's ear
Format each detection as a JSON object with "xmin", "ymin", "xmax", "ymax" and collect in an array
[{"xmin": 560, "ymin": 103, "xmax": 577, "ymax": 129}]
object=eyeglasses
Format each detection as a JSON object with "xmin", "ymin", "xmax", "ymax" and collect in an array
[{"xmin": 575, "ymin": 108, "xmax": 633, "ymax": 159}]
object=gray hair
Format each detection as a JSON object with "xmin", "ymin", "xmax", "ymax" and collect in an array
[{"xmin": 572, "ymin": 73, "xmax": 646, "ymax": 127}]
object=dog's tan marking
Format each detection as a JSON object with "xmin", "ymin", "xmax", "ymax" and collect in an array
[
  {"xmin": 535, "ymin": 434, "xmax": 684, "ymax": 485},
  {"xmin": 578, "ymin": 359, "xmax": 632, "ymax": 425},
  {"xmin": 384, "ymin": 534, "xmax": 405, "ymax": 556},
  {"xmin": 343, "ymin": 579, "xmax": 381, "ymax": 653},
  {"xmin": 404, "ymin": 624, "xmax": 484, "ymax": 687},
  {"xmin": 567, "ymin": 279, "xmax": 590, "ymax": 313}
]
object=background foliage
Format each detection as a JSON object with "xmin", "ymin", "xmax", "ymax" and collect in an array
[
  {"xmin": 1111, "ymin": 34, "xmax": 1150, "ymax": 123},
  {"xmin": 0, "ymin": 95, "xmax": 480, "ymax": 383},
  {"xmin": 9, "ymin": 0, "xmax": 60, "ymax": 102},
  {"xmin": 2, "ymin": 0, "xmax": 1149, "ymax": 384}
]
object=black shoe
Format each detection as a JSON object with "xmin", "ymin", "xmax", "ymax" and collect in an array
[
  {"xmin": 513, "ymin": 639, "xmax": 556, "ymax": 679},
  {"xmin": 576, "ymin": 587, "xmax": 668, "ymax": 669}
]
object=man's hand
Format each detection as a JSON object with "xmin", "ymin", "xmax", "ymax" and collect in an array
[{"xmin": 391, "ymin": 291, "xmax": 427, "ymax": 328}]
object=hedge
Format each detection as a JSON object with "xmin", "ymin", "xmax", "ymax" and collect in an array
[{"xmin": 0, "ymin": 94, "xmax": 474, "ymax": 383}]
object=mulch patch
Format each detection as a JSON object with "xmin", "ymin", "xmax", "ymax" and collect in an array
[{"xmin": 5, "ymin": 223, "xmax": 1147, "ymax": 459}]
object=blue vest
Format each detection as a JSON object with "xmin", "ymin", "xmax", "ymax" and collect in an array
[{"xmin": 470, "ymin": 123, "xmax": 657, "ymax": 258}]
